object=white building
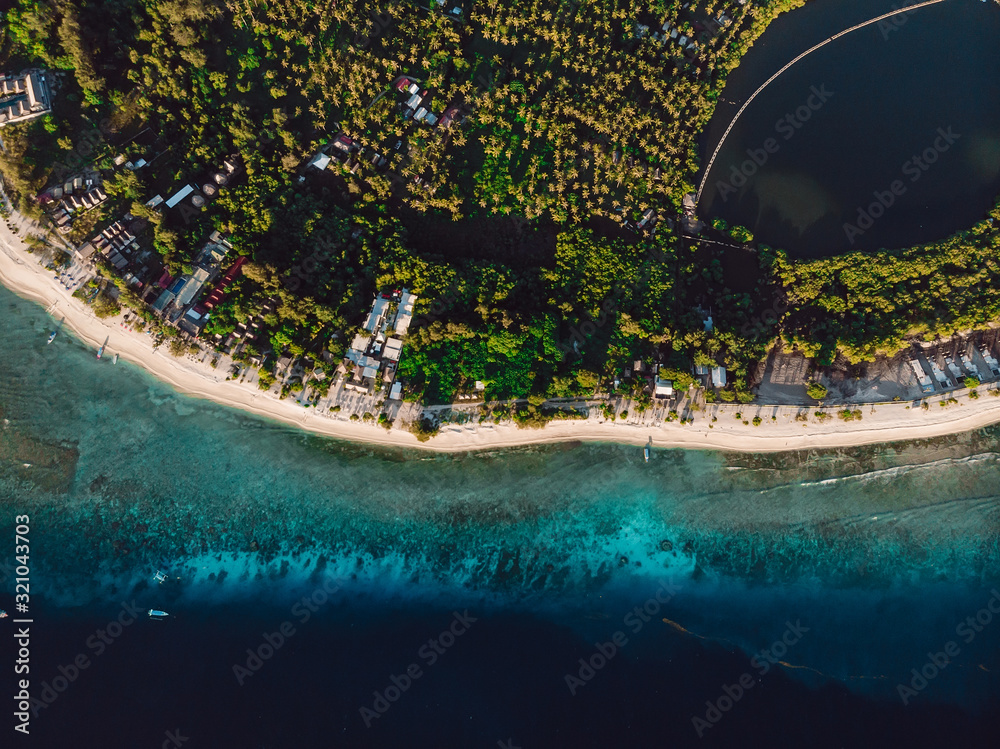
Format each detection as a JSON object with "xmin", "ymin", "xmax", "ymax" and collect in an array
[
  {"xmin": 393, "ymin": 290, "xmax": 417, "ymax": 335},
  {"xmin": 0, "ymin": 70, "xmax": 51, "ymax": 127}
]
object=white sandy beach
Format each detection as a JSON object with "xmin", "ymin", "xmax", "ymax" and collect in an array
[{"xmin": 3, "ymin": 214, "xmax": 1000, "ymax": 454}]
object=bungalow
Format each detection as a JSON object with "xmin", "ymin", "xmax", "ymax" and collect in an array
[
  {"xmin": 406, "ymin": 92, "xmax": 423, "ymax": 110},
  {"xmin": 197, "ymin": 256, "xmax": 246, "ymax": 312},
  {"xmin": 654, "ymin": 376, "xmax": 673, "ymax": 398},
  {"xmin": 909, "ymin": 360, "xmax": 934, "ymax": 393},
  {"xmin": 308, "ymin": 152, "xmax": 331, "ymax": 170},
  {"xmin": 151, "ymin": 289, "xmax": 175, "ymax": 314},
  {"xmin": 395, "ymin": 77, "xmax": 412, "ymax": 92},
  {"xmin": 363, "ymin": 296, "xmax": 391, "ymax": 333},
  {"xmin": 439, "ymin": 106, "xmax": 461, "ymax": 129},
  {"xmin": 331, "ymin": 134, "xmax": 357, "ymax": 153},
  {"xmin": 711, "ymin": 366, "xmax": 727, "ymax": 388},
  {"xmin": 393, "ymin": 290, "xmax": 417, "ymax": 335},
  {"xmin": 351, "ymin": 332, "xmax": 370, "ymax": 352},
  {"xmin": 179, "ymin": 308, "xmax": 208, "ymax": 337},
  {"xmin": 382, "ymin": 337, "xmax": 403, "ymax": 362}
]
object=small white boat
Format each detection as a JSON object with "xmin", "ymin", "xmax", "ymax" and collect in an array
[
  {"xmin": 47, "ymin": 331, "xmax": 57, "ymax": 344},
  {"xmin": 0, "ymin": 609, "xmax": 8, "ymax": 619},
  {"xmin": 113, "ymin": 353, "xmax": 119, "ymax": 365},
  {"xmin": 644, "ymin": 446, "xmax": 650, "ymax": 463},
  {"xmin": 148, "ymin": 609, "xmax": 169, "ymax": 619}
]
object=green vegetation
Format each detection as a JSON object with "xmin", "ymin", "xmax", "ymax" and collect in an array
[
  {"xmin": 4, "ymin": 0, "xmax": 1000, "ymax": 413},
  {"xmin": 964, "ymin": 376, "xmax": 980, "ymax": 389},
  {"xmin": 805, "ymin": 381, "xmax": 828, "ymax": 401},
  {"xmin": 770, "ymin": 203, "xmax": 1000, "ymax": 364}
]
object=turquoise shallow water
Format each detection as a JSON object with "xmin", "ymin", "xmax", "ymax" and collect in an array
[{"xmin": 1, "ymin": 284, "xmax": 999, "ymax": 745}]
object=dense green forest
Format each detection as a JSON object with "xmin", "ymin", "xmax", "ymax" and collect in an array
[{"xmin": 1, "ymin": 0, "xmax": 998, "ymax": 405}]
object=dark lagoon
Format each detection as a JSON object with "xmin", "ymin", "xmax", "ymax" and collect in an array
[{"xmin": 700, "ymin": 0, "xmax": 1000, "ymax": 258}]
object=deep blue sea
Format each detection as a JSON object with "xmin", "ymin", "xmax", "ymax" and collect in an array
[{"xmin": 1, "ymin": 282, "xmax": 998, "ymax": 748}]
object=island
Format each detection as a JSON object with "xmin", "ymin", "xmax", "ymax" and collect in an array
[{"xmin": 1, "ymin": 0, "xmax": 999, "ymax": 451}]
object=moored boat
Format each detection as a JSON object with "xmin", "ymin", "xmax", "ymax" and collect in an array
[
  {"xmin": 47, "ymin": 331, "xmax": 57, "ymax": 344},
  {"xmin": 148, "ymin": 609, "xmax": 169, "ymax": 618}
]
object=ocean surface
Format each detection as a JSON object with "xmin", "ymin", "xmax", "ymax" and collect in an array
[
  {"xmin": 701, "ymin": 0, "xmax": 1000, "ymax": 258},
  {"xmin": 1, "ymin": 282, "xmax": 998, "ymax": 748}
]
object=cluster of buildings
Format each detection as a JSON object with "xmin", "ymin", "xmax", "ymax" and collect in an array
[
  {"xmin": 306, "ymin": 132, "xmax": 395, "ymax": 178},
  {"xmin": 397, "ymin": 78, "xmax": 462, "ymax": 131},
  {"xmin": 432, "ymin": 0, "xmax": 465, "ymax": 20},
  {"xmin": 41, "ymin": 175, "xmax": 109, "ymax": 234},
  {"xmin": 149, "ymin": 156, "xmax": 240, "ymax": 215},
  {"xmin": 218, "ymin": 299, "xmax": 276, "ymax": 367},
  {"xmin": 909, "ymin": 341, "xmax": 1000, "ymax": 395},
  {"xmin": 0, "ymin": 70, "xmax": 51, "ymax": 128},
  {"xmin": 148, "ymin": 232, "xmax": 244, "ymax": 338},
  {"xmin": 343, "ymin": 289, "xmax": 418, "ymax": 400},
  {"xmin": 638, "ymin": 19, "xmax": 700, "ymax": 53},
  {"xmin": 77, "ymin": 216, "xmax": 141, "ymax": 269},
  {"xmin": 636, "ymin": 2, "xmax": 745, "ymax": 57}
]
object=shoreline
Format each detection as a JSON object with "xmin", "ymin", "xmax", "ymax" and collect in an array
[{"xmin": 3, "ymin": 220, "xmax": 1000, "ymax": 454}]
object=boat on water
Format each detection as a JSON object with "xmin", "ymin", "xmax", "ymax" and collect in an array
[
  {"xmin": 644, "ymin": 446, "xmax": 650, "ymax": 463},
  {"xmin": 113, "ymin": 353, "xmax": 119, "ymax": 364},
  {"xmin": 0, "ymin": 609, "xmax": 8, "ymax": 618},
  {"xmin": 97, "ymin": 336, "xmax": 108, "ymax": 360},
  {"xmin": 47, "ymin": 331, "xmax": 57, "ymax": 344},
  {"xmin": 153, "ymin": 570, "xmax": 167, "ymax": 584},
  {"xmin": 148, "ymin": 609, "xmax": 169, "ymax": 619}
]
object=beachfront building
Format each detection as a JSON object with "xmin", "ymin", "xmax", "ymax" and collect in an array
[
  {"xmin": 654, "ymin": 375, "xmax": 673, "ymax": 399},
  {"xmin": 343, "ymin": 289, "xmax": 419, "ymax": 394},
  {"xmin": 909, "ymin": 360, "xmax": 934, "ymax": 394},
  {"xmin": 150, "ymin": 232, "xmax": 235, "ymax": 334},
  {"xmin": 0, "ymin": 70, "xmax": 51, "ymax": 128}
]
